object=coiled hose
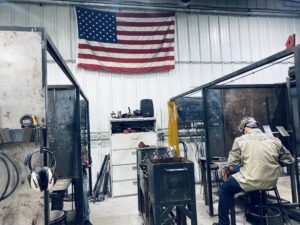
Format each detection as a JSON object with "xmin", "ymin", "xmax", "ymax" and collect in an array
[{"xmin": 0, "ymin": 152, "xmax": 20, "ymax": 201}]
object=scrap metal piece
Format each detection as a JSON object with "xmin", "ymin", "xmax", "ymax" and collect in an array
[
  {"xmin": 23, "ymin": 128, "xmax": 33, "ymax": 142},
  {"xmin": 0, "ymin": 128, "xmax": 11, "ymax": 143},
  {"xmin": 263, "ymin": 125, "xmax": 274, "ymax": 137},
  {"xmin": 276, "ymin": 126, "xmax": 290, "ymax": 137}
]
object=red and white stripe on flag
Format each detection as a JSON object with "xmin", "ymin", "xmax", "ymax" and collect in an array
[{"xmin": 76, "ymin": 8, "xmax": 175, "ymax": 73}]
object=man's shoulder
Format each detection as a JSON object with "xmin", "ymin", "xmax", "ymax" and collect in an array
[{"xmin": 235, "ymin": 129, "xmax": 265, "ymax": 141}]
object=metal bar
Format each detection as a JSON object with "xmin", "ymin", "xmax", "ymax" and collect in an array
[
  {"xmin": 47, "ymin": 85, "xmax": 75, "ymax": 90},
  {"xmin": 170, "ymin": 46, "xmax": 295, "ymax": 101},
  {"xmin": 262, "ymin": 125, "xmax": 274, "ymax": 137},
  {"xmin": 0, "ymin": 26, "xmax": 44, "ymax": 32},
  {"xmin": 293, "ymin": 45, "xmax": 300, "ymax": 205},
  {"xmin": 46, "ymin": 58, "xmax": 293, "ymax": 65},
  {"xmin": 286, "ymin": 77, "xmax": 298, "ymax": 203},
  {"xmin": 203, "ymin": 89, "xmax": 214, "ymax": 217},
  {"xmin": 276, "ymin": 126, "xmax": 290, "ymax": 137},
  {"xmin": 74, "ymin": 88, "xmax": 84, "ymax": 225},
  {"xmin": 87, "ymin": 101, "xmax": 92, "ymax": 195},
  {"xmin": 45, "ymin": 32, "xmax": 88, "ymax": 102},
  {"xmin": 41, "ymin": 27, "xmax": 50, "ymax": 225},
  {"xmin": 200, "ymin": 159, "xmax": 208, "ymax": 205},
  {"xmin": 10, "ymin": 0, "xmax": 300, "ymax": 17},
  {"xmin": 93, "ymin": 155, "xmax": 108, "ymax": 199},
  {"xmin": 40, "ymin": 127, "xmax": 49, "ymax": 225},
  {"xmin": 210, "ymin": 83, "xmax": 287, "ymax": 89}
]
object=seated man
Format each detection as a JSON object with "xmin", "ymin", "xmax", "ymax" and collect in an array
[{"xmin": 213, "ymin": 116, "xmax": 294, "ymax": 225}]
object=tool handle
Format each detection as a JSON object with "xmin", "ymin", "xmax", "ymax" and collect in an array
[{"xmin": 164, "ymin": 168, "xmax": 188, "ymax": 173}]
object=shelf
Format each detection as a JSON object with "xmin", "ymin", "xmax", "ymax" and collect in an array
[
  {"xmin": 0, "ymin": 128, "xmax": 40, "ymax": 145},
  {"xmin": 110, "ymin": 117, "xmax": 156, "ymax": 134},
  {"xmin": 110, "ymin": 117, "xmax": 156, "ymax": 122}
]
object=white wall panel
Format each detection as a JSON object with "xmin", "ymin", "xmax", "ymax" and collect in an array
[
  {"xmin": 239, "ymin": 17, "xmax": 251, "ymax": 62},
  {"xmin": 176, "ymin": 13, "xmax": 189, "ymax": 61},
  {"xmin": 209, "ymin": 15, "xmax": 221, "ymax": 62},
  {"xmin": 187, "ymin": 14, "xmax": 200, "ymax": 61},
  {"xmin": 198, "ymin": 15, "xmax": 211, "ymax": 62},
  {"xmin": 219, "ymin": 15, "xmax": 231, "ymax": 62},
  {"xmin": 248, "ymin": 17, "xmax": 261, "ymax": 61},
  {"xmin": 229, "ymin": 16, "xmax": 241, "ymax": 61},
  {"xmin": 12, "ymin": 4, "xmax": 28, "ymax": 26},
  {"xmin": 28, "ymin": 4, "xmax": 42, "ymax": 26},
  {"xmin": 0, "ymin": 3, "xmax": 12, "ymax": 25}
]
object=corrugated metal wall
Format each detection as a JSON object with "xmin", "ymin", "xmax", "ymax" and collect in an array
[
  {"xmin": 0, "ymin": 1, "xmax": 299, "ymax": 183},
  {"xmin": 1, "ymin": 2, "xmax": 298, "ymax": 131}
]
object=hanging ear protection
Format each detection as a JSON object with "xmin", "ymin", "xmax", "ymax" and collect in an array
[{"xmin": 24, "ymin": 148, "xmax": 56, "ymax": 192}]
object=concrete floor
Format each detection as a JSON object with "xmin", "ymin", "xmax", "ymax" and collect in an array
[{"xmin": 88, "ymin": 176, "xmax": 299, "ymax": 225}]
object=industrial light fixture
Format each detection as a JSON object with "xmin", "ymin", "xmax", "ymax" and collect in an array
[{"xmin": 177, "ymin": 0, "xmax": 191, "ymax": 7}]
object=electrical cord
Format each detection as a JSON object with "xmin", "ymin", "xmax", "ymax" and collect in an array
[
  {"xmin": 0, "ymin": 157, "xmax": 10, "ymax": 201},
  {"xmin": 0, "ymin": 152, "xmax": 20, "ymax": 201}
]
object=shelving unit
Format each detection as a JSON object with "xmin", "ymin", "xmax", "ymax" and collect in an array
[
  {"xmin": 0, "ymin": 128, "xmax": 40, "ymax": 144},
  {"xmin": 110, "ymin": 117, "xmax": 157, "ymax": 197}
]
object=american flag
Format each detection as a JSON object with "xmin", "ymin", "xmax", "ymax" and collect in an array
[{"xmin": 75, "ymin": 7, "xmax": 175, "ymax": 73}]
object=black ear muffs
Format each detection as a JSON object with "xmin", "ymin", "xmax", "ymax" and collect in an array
[{"xmin": 24, "ymin": 149, "xmax": 56, "ymax": 192}]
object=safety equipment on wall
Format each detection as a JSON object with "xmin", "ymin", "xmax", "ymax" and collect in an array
[
  {"xmin": 20, "ymin": 114, "xmax": 38, "ymax": 128},
  {"xmin": 24, "ymin": 148, "xmax": 56, "ymax": 192},
  {"xmin": 168, "ymin": 100, "xmax": 180, "ymax": 156},
  {"xmin": 237, "ymin": 116, "xmax": 258, "ymax": 132}
]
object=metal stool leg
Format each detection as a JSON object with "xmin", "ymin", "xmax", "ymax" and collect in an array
[
  {"xmin": 262, "ymin": 191, "xmax": 269, "ymax": 225},
  {"xmin": 274, "ymin": 187, "xmax": 293, "ymax": 225},
  {"xmin": 190, "ymin": 204, "xmax": 198, "ymax": 225}
]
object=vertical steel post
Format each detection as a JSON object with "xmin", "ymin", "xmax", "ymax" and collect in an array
[
  {"xmin": 86, "ymin": 101, "xmax": 93, "ymax": 195},
  {"xmin": 203, "ymin": 88, "xmax": 214, "ymax": 216},
  {"xmin": 293, "ymin": 46, "xmax": 300, "ymax": 204},
  {"xmin": 41, "ymin": 28, "xmax": 50, "ymax": 225},
  {"xmin": 75, "ymin": 88, "xmax": 84, "ymax": 225}
]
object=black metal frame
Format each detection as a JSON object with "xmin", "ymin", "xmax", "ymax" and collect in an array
[
  {"xmin": 46, "ymin": 35, "xmax": 91, "ymax": 225},
  {"xmin": 0, "ymin": 26, "xmax": 90, "ymax": 225},
  {"xmin": 171, "ymin": 45, "xmax": 300, "ymax": 217}
]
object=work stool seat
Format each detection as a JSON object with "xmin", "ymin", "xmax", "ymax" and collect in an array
[{"xmin": 244, "ymin": 187, "xmax": 291, "ymax": 225}]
